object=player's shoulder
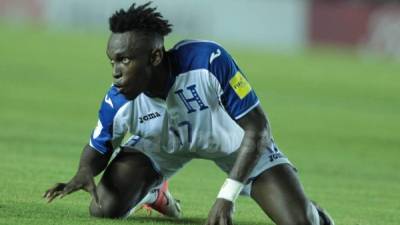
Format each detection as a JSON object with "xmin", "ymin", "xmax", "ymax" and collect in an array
[
  {"xmin": 172, "ymin": 39, "xmax": 223, "ymax": 52},
  {"xmin": 98, "ymin": 85, "xmax": 131, "ymax": 123},
  {"xmin": 102, "ymin": 85, "xmax": 129, "ymax": 111},
  {"xmin": 169, "ymin": 39, "xmax": 230, "ymax": 75},
  {"xmin": 90, "ymin": 86, "xmax": 130, "ymax": 154}
]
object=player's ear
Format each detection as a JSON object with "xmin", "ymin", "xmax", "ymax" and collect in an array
[{"xmin": 150, "ymin": 48, "xmax": 163, "ymax": 66}]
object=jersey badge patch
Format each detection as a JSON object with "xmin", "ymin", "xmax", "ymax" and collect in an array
[{"xmin": 229, "ymin": 72, "xmax": 252, "ymax": 99}]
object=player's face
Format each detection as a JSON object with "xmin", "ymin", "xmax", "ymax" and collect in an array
[{"xmin": 106, "ymin": 32, "xmax": 154, "ymax": 100}]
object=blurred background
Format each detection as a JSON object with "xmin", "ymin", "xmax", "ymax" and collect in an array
[
  {"xmin": 2, "ymin": 0, "xmax": 400, "ymax": 56},
  {"xmin": 0, "ymin": 1, "xmax": 399, "ymax": 225}
]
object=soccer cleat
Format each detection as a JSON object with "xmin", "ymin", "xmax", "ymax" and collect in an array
[
  {"xmin": 312, "ymin": 201, "xmax": 335, "ymax": 225},
  {"xmin": 144, "ymin": 181, "xmax": 182, "ymax": 218}
]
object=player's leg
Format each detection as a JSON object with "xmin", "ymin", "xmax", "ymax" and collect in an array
[
  {"xmin": 89, "ymin": 148, "xmax": 162, "ymax": 218},
  {"xmin": 250, "ymin": 164, "xmax": 333, "ymax": 225},
  {"xmin": 89, "ymin": 146, "xmax": 183, "ymax": 219},
  {"xmin": 214, "ymin": 142, "xmax": 333, "ymax": 225}
]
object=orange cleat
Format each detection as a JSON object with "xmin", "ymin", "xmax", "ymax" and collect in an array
[{"xmin": 143, "ymin": 181, "xmax": 182, "ymax": 218}]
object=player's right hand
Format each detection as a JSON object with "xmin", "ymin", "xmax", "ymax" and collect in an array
[
  {"xmin": 205, "ymin": 198, "xmax": 234, "ymax": 225},
  {"xmin": 43, "ymin": 168, "xmax": 100, "ymax": 207}
]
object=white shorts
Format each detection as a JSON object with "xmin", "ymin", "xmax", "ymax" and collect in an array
[{"xmin": 122, "ymin": 136, "xmax": 292, "ymax": 196}]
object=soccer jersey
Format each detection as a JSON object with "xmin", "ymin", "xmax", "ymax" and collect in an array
[{"xmin": 89, "ymin": 40, "xmax": 260, "ymax": 159}]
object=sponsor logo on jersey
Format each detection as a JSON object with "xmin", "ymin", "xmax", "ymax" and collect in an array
[
  {"xmin": 229, "ymin": 72, "xmax": 252, "ymax": 99},
  {"xmin": 104, "ymin": 95, "xmax": 114, "ymax": 108},
  {"xmin": 139, "ymin": 112, "xmax": 161, "ymax": 123},
  {"xmin": 269, "ymin": 152, "xmax": 285, "ymax": 162},
  {"xmin": 209, "ymin": 48, "xmax": 221, "ymax": 64}
]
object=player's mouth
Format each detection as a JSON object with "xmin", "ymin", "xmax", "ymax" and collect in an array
[
  {"xmin": 113, "ymin": 83, "xmax": 124, "ymax": 92},
  {"xmin": 115, "ymin": 85, "xmax": 134, "ymax": 99},
  {"xmin": 117, "ymin": 87, "xmax": 126, "ymax": 94}
]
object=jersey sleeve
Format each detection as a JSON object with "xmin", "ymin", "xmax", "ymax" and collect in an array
[
  {"xmin": 209, "ymin": 46, "xmax": 259, "ymax": 120},
  {"xmin": 89, "ymin": 86, "xmax": 129, "ymax": 154}
]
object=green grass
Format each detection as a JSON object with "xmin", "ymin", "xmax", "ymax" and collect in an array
[{"xmin": 0, "ymin": 25, "xmax": 399, "ymax": 225}]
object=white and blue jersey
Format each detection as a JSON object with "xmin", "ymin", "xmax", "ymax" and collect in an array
[
  {"xmin": 159, "ymin": 40, "xmax": 259, "ymax": 158},
  {"xmin": 89, "ymin": 40, "xmax": 277, "ymax": 163}
]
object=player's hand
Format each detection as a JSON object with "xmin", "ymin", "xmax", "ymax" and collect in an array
[
  {"xmin": 43, "ymin": 168, "xmax": 100, "ymax": 207},
  {"xmin": 205, "ymin": 198, "xmax": 234, "ymax": 225}
]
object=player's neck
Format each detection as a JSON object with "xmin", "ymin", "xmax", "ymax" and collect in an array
[{"xmin": 146, "ymin": 54, "xmax": 171, "ymax": 100}]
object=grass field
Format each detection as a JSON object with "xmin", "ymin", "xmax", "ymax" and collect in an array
[{"xmin": 0, "ymin": 25, "xmax": 399, "ymax": 225}]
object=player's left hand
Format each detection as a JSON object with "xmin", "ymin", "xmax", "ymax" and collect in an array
[{"xmin": 205, "ymin": 198, "xmax": 234, "ymax": 225}]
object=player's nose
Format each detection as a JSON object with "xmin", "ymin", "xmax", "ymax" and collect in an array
[
  {"xmin": 114, "ymin": 74, "xmax": 122, "ymax": 79},
  {"xmin": 112, "ymin": 72, "xmax": 123, "ymax": 88},
  {"xmin": 113, "ymin": 71, "xmax": 122, "ymax": 80},
  {"xmin": 112, "ymin": 65, "xmax": 122, "ymax": 79}
]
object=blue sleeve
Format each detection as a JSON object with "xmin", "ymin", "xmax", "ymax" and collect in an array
[
  {"xmin": 89, "ymin": 86, "xmax": 128, "ymax": 154},
  {"xmin": 209, "ymin": 46, "xmax": 259, "ymax": 120}
]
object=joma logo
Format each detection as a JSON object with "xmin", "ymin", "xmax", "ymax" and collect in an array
[{"xmin": 139, "ymin": 112, "xmax": 161, "ymax": 123}]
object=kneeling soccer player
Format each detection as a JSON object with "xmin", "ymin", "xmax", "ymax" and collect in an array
[{"xmin": 44, "ymin": 2, "xmax": 334, "ymax": 225}]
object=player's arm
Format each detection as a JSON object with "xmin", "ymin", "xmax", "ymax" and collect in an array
[
  {"xmin": 206, "ymin": 45, "xmax": 267, "ymax": 225},
  {"xmin": 77, "ymin": 144, "xmax": 112, "ymax": 178},
  {"xmin": 44, "ymin": 86, "xmax": 129, "ymax": 206},
  {"xmin": 43, "ymin": 144, "xmax": 112, "ymax": 205},
  {"xmin": 206, "ymin": 106, "xmax": 269, "ymax": 225},
  {"xmin": 229, "ymin": 105, "xmax": 270, "ymax": 182}
]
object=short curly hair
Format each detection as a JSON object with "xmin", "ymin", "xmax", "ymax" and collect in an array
[{"xmin": 109, "ymin": 2, "xmax": 172, "ymax": 36}]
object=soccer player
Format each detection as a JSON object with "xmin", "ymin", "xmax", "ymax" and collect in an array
[{"xmin": 44, "ymin": 2, "xmax": 334, "ymax": 225}]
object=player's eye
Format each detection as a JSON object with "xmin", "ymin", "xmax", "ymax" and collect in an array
[
  {"xmin": 122, "ymin": 58, "xmax": 131, "ymax": 65},
  {"xmin": 110, "ymin": 60, "xmax": 115, "ymax": 66}
]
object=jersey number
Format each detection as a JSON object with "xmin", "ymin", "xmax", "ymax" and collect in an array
[{"xmin": 169, "ymin": 121, "xmax": 192, "ymax": 145}]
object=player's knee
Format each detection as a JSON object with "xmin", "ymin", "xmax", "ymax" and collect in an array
[
  {"xmin": 89, "ymin": 200, "xmax": 127, "ymax": 219},
  {"xmin": 280, "ymin": 204, "xmax": 319, "ymax": 225}
]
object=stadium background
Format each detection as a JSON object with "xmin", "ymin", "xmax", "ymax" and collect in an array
[{"xmin": 0, "ymin": 0, "xmax": 399, "ymax": 224}]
